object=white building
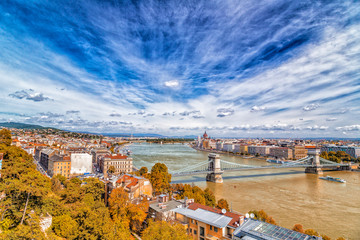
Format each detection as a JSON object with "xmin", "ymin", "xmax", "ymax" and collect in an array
[
  {"xmin": 223, "ymin": 143, "xmax": 234, "ymax": 152},
  {"xmin": 70, "ymin": 153, "xmax": 93, "ymax": 175}
]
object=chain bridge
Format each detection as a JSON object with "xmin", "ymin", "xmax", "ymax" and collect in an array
[{"xmin": 170, "ymin": 149, "xmax": 351, "ymax": 183}]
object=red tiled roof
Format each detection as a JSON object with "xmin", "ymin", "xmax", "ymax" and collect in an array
[
  {"xmin": 104, "ymin": 154, "xmax": 128, "ymax": 159},
  {"xmin": 187, "ymin": 202, "xmax": 243, "ymax": 228},
  {"xmin": 116, "ymin": 174, "xmax": 139, "ymax": 188}
]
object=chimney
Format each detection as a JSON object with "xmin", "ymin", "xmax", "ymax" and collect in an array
[{"xmin": 239, "ymin": 216, "xmax": 245, "ymax": 225}]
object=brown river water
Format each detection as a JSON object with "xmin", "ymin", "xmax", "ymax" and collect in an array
[{"xmin": 129, "ymin": 143, "xmax": 360, "ymax": 239}]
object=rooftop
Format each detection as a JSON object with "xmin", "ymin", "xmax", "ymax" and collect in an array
[
  {"xmin": 233, "ymin": 219, "xmax": 318, "ymax": 240},
  {"xmin": 150, "ymin": 200, "xmax": 184, "ymax": 213},
  {"xmin": 172, "ymin": 207, "xmax": 233, "ymax": 229}
]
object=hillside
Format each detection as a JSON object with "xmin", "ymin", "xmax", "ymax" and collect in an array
[{"xmin": 0, "ymin": 122, "xmax": 50, "ymax": 129}]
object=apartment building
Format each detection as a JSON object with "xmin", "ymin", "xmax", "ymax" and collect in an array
[
  {"xmin": 99, "ymin": 154, "xmax": 133, "ymax": 175},
  {"xmin": 292, "ymin": 146, "xmax": 308, "ymax": 160},
  {"xmin": 269, "ymin": 147, "xmax": 293, "ymax": 160},
  {"xmin": 248, "ymin": 146, "xmax": 271, "ymax": 156},
  {"xmin": 40, "ymin": 148, "xmax": 57, "ymax": 171},
  {"xmin": 173, "ymin": 203, "xmax": 244, "ymax": 240},
  {"xmin": 234, "ymin": 144, "xmax": 248, "ymax": 154},
  {"xmin": 114, "ymin": 174, "xmax": 153, "ymax": 200},
  {"xmin": 48, "ymin": 154, "xmax": 71, "ymax": 178}
]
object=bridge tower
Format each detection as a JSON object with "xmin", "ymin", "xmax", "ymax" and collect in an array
[
  {"xmin": 206, "ymin": 153, "xmax": 224, "ymax": 183},
  {"xmin": 305, "ymin": 148, "xmax": 323, "ymax": 174}
]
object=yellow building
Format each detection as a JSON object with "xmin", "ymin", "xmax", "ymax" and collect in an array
[
  {"xmin": 48, "ymin": 154, "xmax": 71, "ymax": 178},
  {"xmin": 292, "ymin": 146, "xmax": 308, "ymax": 160}
]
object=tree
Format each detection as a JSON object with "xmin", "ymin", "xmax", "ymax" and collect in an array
[
  {"xmin": 108, "ymin": 187, "xmax": 129, "ymax": 220},
  {"xmin": 150, "ymin": 163, "xmax": 172, "ymax": 194},
  {"xmin": 336, "ymin": 237, "xmax": 346, "ymax": 240},
  {"xmin": 139, "ymin": 166, "xmax": 148, "ymax": 176},
  {"xmin": 52, "ymin": 214, "xmax": 78, "ymax": 239},
  {"xmin": 305, "ymin": 229, "xmax": 319, "ymax": 236},
  {"xmin": 0, "ymin": 128, "xmax": 12, "ymax": 146},
  {"xmin": 204, "ymin": 188, "xmax": 216, "ymax": 207},
  {"xmin": 249, "ymin": 210, "xmax": 276, "ymax": 225},
  {"xmin": 142, "ymin": 221, "xmax": 190, "ymax": 240},
  {"xmin": 320, "ymin": 151, "xmax": 329, "ymax": 159},
  {"xmin": 216, "ymin": 198, "xmax": 230, "ymax": 212},
  {"xmin": 108, "ymin": 187, "xmax": 147, "ymax": 233},
  {"xmin": 108, "ymin": 165, "xmax": 116, "ymax": 174},
  {"xmin": 321, "ymin": 234, "xmax": 331, "ymax": 240},
  {"xmin": 292, "ymin": 224, "xmax": 304, "ymax": 233}
]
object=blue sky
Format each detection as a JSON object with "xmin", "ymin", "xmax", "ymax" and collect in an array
[{"xmin": 0, "ymin": 0, "xmax": 360, "ymax": 137}]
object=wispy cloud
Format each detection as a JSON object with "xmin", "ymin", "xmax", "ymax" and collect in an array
[
  {"xmin": 217, "ymin": 108, "xmax": 234, "ymax": 118},
  {"xmin": 9, "ymin": 89, "xmax": 53, "ymax": 102},
  {"xmin": 0, "ymin": 1, "xmax": 359, "ymax": 136}
]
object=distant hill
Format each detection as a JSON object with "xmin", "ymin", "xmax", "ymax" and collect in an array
[
  {"xmin": 102, "ymin": 133, "xmax": 166, "ymax": 138},
  {"xmin": 0, "ymin": 122, "xmax": 50, "ymax": 129}
]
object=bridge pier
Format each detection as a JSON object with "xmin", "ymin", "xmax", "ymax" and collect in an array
[
  {"xmin": 305, "ymin": 149, "xmax": 323, "ymax": 174},
  {"xmin": 206, "ymin": 154, "xmax": 223, "ymax": 183}
]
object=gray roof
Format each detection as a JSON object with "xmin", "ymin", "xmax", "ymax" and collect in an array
[
  {"xmin": 172, "ymin": 208, "xmax": 233, "ymax": 228},
  {"xmin": 233, "ymin": 219, "xmax": 317, "ymax": 240},
  {"xmin": 150, "ymin": 200, "xmax": 184, "ymax": 213}
]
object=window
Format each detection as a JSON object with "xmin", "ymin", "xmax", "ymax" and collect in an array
[
  {"xmin": 200, "ymin": 226, "xmax": 204, "ymax": 237},
  {"xmin": 210, "ymin": 226, "xmax": 212, "ymax": 230},
  {"xmin": 189, "ymin": 228, "xmax": 192, "ymax": 233},
  {"xmin": 214, "ymin": 227, "xmax": 218, "ymax": 232},
  {"xmin": 200, "ymin": 238, "xmax": 204, "ymax": 240},
  {"xmin": 194, "ymin": 230, "xmax": 197, "ymax": 235}
]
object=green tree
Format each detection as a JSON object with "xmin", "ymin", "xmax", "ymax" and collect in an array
[
  {"xmin": 216, "ymin": 198, "xmax": 230, "ymax": 212},
  {"xmin": 150, "ymin": 163, "xmax": 172, "ymax": 194},
  {"xmin": 0, "ymin": 128, "xmax": 12, "ymax": 146},
  {"xmin": 142, "ymin": 221, "xmax": 190, "ymax": 240}
]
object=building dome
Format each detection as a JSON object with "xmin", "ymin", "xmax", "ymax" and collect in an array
[{"xmin": 203, "ymin": 131, "xmax": 208, "ymax": 139}]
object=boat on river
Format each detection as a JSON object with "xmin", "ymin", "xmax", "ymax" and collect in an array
[{"xmin": 319, "ymin": 175, "xmax": 346, "ymax": 183}]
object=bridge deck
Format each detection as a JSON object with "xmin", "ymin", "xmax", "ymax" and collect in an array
[{"xmin": 172, "ymin": 164, "xmax": 349, "ymax": 177}]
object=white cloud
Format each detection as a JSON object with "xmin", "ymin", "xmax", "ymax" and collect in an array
[
  {"xmin": 303, "ymin": 104, "xmax": 319, "ymax": 111},
  {"xmin": 164, "ymin": 80, "xmax": 179, "ymax": 88},
  {"xmin": 251, "ymin": 105, "xmax": 266, "ymax": 112}
]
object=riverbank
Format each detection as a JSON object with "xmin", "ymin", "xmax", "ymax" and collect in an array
[{"xmin": 189, "ymin": 144, "xmax": 266, "ymax": 160}]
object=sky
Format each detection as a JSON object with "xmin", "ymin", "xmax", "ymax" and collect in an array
[{"xmin": 0, "ymin": 0, "xmax": 360, "ymax": 138}]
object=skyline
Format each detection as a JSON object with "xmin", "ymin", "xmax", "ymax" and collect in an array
[{"xmin": 1, "ymin": 1, "xmax": 360, "ymax": 137}]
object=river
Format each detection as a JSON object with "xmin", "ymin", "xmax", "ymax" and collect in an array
[{"xmin": 128, "ymin": 143, "xmax": 360, "ymax": 240}]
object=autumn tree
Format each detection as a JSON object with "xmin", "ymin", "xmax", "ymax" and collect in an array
[
  {"xmin": 216, "ymin": 198, "xmax": 230, "ymax": 212},
  {"xmin": 150, "ymin": 163, "xmax": 171, "ymax": 194},
  {"xmin": 320, "ymin": 151, "xmax": 329, "ymax": 159},
  {"xmin": 321, "ymin": 234, "xmax": 331, "ymax": 240},
  {"xmin": 108, "ymin": 187, "xmax": 148, "ymax": 233},
  {"xmin": 249, "ymin": 210, "xmax": 276, "ymax": 225},
  {"xmin": 292, "ymin": 224, "xmax": 305, "ymax": 233},
  {"xmin": 142, "ymin": 221, "xmax": 190, "ymax": 240},
  {"xmin": 139, "ymin": 166, "xmax": 148, "ymax": 176},
  {"xmin": 204, "ymin": 188, "xmax": 216, "ymax": 207},
  {"xmin": 304, "ymin": 229, "xmax": 319, "ymax": 236},
  {"xmin": 108, "ymin": 165, "xmax": 116, "ymax": 174},
  {"xmin": 0, "ymin": 128, "xmax": 12, "ymax": 146}
]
